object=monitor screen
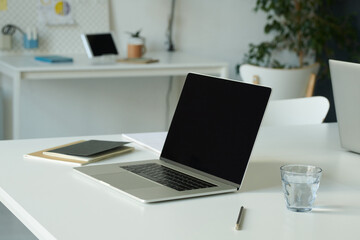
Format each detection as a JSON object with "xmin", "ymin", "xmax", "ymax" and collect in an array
[
  {"xmin": 82, "ymin": 33, "xmax": 118, "ymax": 57},
  {"xmin": 160, "ymin": 73, "xmax": 271, "ymax": 185}
]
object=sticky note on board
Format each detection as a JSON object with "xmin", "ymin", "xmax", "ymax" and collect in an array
[{"xmin": 0, "ymin": 0, "xmax": 7, "ymax": 11}]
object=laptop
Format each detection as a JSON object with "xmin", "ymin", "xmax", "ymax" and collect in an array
[
  {"xmin": 329, "ymin": 59, "xmax": 360, "ymax": 154},
  {"xmin": 74, "ymin": 73, "xmax": 271, "ymax": 203}
]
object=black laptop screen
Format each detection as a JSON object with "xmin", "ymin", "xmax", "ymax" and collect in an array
[{"xmin": 160, "ymin": 73, "xmax": 271, "ymax": 185}]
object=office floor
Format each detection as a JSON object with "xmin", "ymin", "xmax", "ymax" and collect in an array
[{"xmin": 0, "ymin": 202, "xmax": 37, "ymax": 240}]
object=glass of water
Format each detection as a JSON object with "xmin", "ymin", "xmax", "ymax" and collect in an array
[{"xmin": 280, "ymin": 164, "xmax": 322, "ymax": 212}]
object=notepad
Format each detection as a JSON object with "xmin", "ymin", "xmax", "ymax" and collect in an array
[
  {"xmin": 117, "ymin": 58, "xmax": 159, "ymax": 64},
  {"xmin": 24, "ymin": 140, "xmax": 134, "ymax": 165},
  {"xmin": 43, "ymin": 140, "xmax": 129, "ymax": 160},
  {"xmin": 35, "ymin": 55, "xmax": 73, "ymax": 63}
]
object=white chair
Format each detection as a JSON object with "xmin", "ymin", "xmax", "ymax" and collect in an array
[
  {"xmin": 261, "ymin": 96, "xmax": 330, "ymax": 126},
  {"xmin": 240, "ymin": 63, "xmax": 319, "ymax": 100}
]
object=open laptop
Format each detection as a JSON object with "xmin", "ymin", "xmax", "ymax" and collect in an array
[
  {"xmin": 329, "ymin": 59, "xmax": 360, "ymax": 154},
  {"xmin": 74, "ymin": 73, "xmax": 271, "ymax": 203}
]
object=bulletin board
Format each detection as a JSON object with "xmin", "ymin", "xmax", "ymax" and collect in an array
[{"xmin": 0, "ymin": 0, "xmax": 109, "ymax": 55}]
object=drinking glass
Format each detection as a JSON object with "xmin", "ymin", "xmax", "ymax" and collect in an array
[{"xmin": 280, "ymin": 164, "xmax": 322, "ymax": 212}]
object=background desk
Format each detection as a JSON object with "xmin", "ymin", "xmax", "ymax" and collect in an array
[
  {"xmin": 0, "ymin": 123, "xmax": 360, "ymax": 239},
  {"xmin": 0, "ymin": 52, "xmax": 228, "ymax": 139}
]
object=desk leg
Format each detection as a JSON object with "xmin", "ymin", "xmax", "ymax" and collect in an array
[
  {"xmin": 12, "ymin": 75, "xmax": 20, "ymax": 139},
  {"xmin": 220, "ymin": 66, "xmax": 229, "ymax": 78}
]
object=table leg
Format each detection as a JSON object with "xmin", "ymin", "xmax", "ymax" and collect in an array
[
  {"xmin": 220, "ymin": 66, "xmax": 229, "ymax": 78},
  {"xmin": 12, "ymin": 75, "xmax": 20, "ymax": 139}
]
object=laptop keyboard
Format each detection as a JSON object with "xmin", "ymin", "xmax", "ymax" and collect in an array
[{"xmin": 122, "ymin": 163, "xmax": 216, "ymax": 191}]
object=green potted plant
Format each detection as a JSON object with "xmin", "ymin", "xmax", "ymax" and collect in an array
[{"xmin": 240, "ymin": 0, "xmax": 359, "ymax": 99}]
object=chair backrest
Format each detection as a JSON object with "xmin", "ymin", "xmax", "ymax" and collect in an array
[
  {"xmin": 240, "ymin": 63, "xmax": 319, "ymax": 100},
  {"xmin": 261, "ymin": 96, "xmax": 330, "ymax": 126}
]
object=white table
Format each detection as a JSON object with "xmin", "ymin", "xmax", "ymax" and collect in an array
[
  {"xmin": 0, "ymin": 52, "xmax": 228, "ymax": 139},
  {"xmin": 1, "ymin": 123, "xmax": 360, "ymax": 240}
]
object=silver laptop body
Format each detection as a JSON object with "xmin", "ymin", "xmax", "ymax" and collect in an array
[
  {"xmin": 329, "ymin": 59, "xmax": 360, "ymax": 154},
  {"xmin": 74, "ymin": 73, "xmax": 271, "ymax": 203}
]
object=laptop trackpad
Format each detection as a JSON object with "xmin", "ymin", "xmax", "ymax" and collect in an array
[{"xmin": 93, "ymin": 172, "xmax": 158, "ymax": 190}]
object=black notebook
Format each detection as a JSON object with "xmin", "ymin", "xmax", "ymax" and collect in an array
[{"xmin": 43, "ymin": 140, "xmax": 129, "ymax": 160}]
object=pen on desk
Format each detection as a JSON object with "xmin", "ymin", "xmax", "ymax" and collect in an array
[{"xmin": 235, "ymin": 206, "xmax": 244, "ymax": 230}]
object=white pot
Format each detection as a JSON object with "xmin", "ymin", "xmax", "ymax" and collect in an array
[{"xmin": 240, "ymin": 63, "xmax": 320, "ymax": 100}]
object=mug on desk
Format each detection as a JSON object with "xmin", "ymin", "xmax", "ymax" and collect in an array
[{"xmin": 127, "ymin": 37, "xmax": 146, "ymax": 58}]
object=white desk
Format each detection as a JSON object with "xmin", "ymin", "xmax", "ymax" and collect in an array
[
  {"xmin": 1, "ymin": 123, "xmax": 360, "ymax": 240},
  {"xmin": 0, "ymin": 52, "xmax": 228, "ymax": 139}
]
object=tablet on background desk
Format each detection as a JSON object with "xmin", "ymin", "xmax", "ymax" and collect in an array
[{"xmin": 81, "ymin": 32, "xmax": 119, "ymax": 58}]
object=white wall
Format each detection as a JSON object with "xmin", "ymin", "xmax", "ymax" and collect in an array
[
  {"xmin": 110, "ymin": 0, "xmax": 268, "ymax": 79},
  {"xmin": 2, "ymin": 0, "xmax": 269, "ymax": 139}
]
